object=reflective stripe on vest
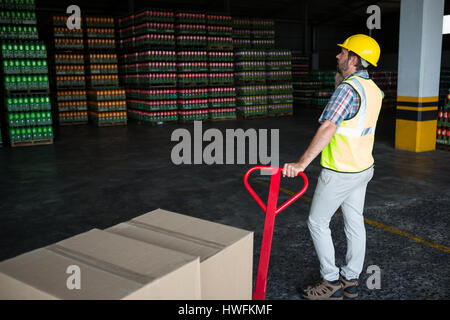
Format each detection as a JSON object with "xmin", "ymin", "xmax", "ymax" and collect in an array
[{"xmin": 321, "ymin": 75, "xmax": 383, "ymax": 173}]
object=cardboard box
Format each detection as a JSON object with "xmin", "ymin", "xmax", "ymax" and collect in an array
[
  {"xmin": 106, "ymin": 208, "xmax": 254, "ymax": 300},
  {"xmin": 0, "ymin": 229, "xmax": 201, "ymax": 300}
]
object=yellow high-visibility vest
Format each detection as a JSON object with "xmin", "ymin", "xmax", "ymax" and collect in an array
[{"xmin": 321, "ymin": 75, "xmax": 383, "ymax": 173}]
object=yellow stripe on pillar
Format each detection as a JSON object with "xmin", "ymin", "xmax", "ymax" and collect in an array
[
  {"xmin": 395, "ymin": 119, "xmax": 437, "ymax": 152},
  {"xmin": 395, "ymin": 96, "xmax": 438, "ymax": 152}
]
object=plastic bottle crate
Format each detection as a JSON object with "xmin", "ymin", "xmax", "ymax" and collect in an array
[
  {"xmin": 1, "ymin": 41, "xmax": 47, "ymax": 59},
  {"xmin": 178, "ymin": 88, "xmax": 208, "ymax": 99},
  {"xmin": 3, "ymin": 59, "xmax": 48, "ymax": 74},
  {"xmin": 88, "ymin": 101, "xmax": 127, "ymax": 112},
  {"xmin": 126, "ymin": 89, "xmax": 177, "ymax": 100},
  {"xmin": 178, "ymin": 99, "xmax": 209, "ymax": 110},
  {"xmin": 4, "ymin": 75, "xmax": 49, "ymax": 91},
  {"xmin": 0, "ymin": 0, "xmax": 36, "ymax": 11},
  {"xmin": 178, "ymin": 110, "xmax": 209, "ymax": 121},
  {"xmin": 177, "ymin": 62, "xmax": 208, "ymax": 73},
  {"xmin": 127, "ymin": 99, "xmax": 178, "ymax": 111},
  {"xmin": 56, "ymin": 90, "xmax": 87, "ymax": 102},
  {"xmin": 55, "ymin": 54, "xmax": 84, "ymax": 64},
  {"xmin": 58, "ymin": 101, "xmax": 88, "ymax": 112},
  {"xmin": 0, "ymin": 25, "xmax": 38, "ymax": 40},
  {"xmin": 9, "ymin": 126, "xmax": 54, "ymax": 143},
  {"xmin": 208, "ymin": 87, "xmax": 236, "ymax": 98},
  {"xmin": 236, "ymin": 85, "xmax": 268, "ymax": 96},
  {"xmin": 133, "ymin": 10, "xmax": 175, "ymax": 24},
  {"xmin": 208, "ymin": 62, "xmax": 234, "ymax": 72},
  {"xmin": 53, "ymin": 27, "xmax": 83, "ymax": 38},
  {"xmin": 7, "ymin": 111, "xmax": 52, "ymax": 127},
  {"xmin": 0, "ymin": 10, "xmax": 36, "ymax": 24},
  {"xmin": 5, "ymin": 94, "xmax": 51, "ymax": 112}
]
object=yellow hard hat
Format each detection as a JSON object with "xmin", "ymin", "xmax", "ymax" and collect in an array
[{"xmin": 338, "ymin": 34, "xmax": 381, "ymax": 67}]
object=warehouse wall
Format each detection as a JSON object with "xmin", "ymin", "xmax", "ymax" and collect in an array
[{"xmin": 274, "ymin": 22, "xmax": 306, "ymax": 52}]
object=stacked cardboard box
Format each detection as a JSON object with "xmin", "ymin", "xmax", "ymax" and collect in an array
[
  {"xmin": 84, "ymin": 16, "xmax": 127, "ymax": 126},
  {"xmin": 0, "ymin": 208, "xmax": 253, "ymax": 300}
]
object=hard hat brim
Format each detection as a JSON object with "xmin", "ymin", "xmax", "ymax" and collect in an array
[{"xmin": 336, "ymin": 44, "xmax": 378, "ymax": 67}]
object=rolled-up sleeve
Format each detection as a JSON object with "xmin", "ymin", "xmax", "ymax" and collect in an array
[{"xmin": 318, "ymin": 83, "xmax": 357, "ymax": 126}]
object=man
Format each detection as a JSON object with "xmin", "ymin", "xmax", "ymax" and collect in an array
[{"xmin": 282, "ymin": 34, "xmax": 382, "ymax": 300}]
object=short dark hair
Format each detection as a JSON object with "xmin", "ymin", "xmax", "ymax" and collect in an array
[{"xmin": 348, "ymin": 51, "xmax": 367, "ymax": 71}]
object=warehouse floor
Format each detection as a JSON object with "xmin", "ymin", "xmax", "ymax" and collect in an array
[{"xmin": 0, "ymin": 106, "xmax": 449, "ymax": 300}]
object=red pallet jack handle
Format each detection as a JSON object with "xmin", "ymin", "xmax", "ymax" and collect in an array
[{"xmin": 244, "ymin": 166, "xmax": 308, "ymax": 300}]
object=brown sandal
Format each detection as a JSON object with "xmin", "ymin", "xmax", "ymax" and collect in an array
[{"xmin": 301, "ymin": 279, "xmax": 343, "ymax": 300}]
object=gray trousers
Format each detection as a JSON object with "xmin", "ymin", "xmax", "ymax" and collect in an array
[{"xmin": 307, "ymin": 167, "xmax": 374, "ymax": 281}]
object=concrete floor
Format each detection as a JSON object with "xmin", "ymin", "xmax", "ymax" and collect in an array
[{"xmin": 0, "ymin": 107, "xmax": 449, "ymax": 300}]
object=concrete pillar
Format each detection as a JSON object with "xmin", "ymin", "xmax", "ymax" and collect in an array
[{"xmin": 395, "ymin": 0, "xmax": 444, "ymax": 152}]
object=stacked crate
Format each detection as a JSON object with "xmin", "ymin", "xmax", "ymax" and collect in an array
[
  {"xmin": 175, "ymin": 11, "xmax": 209, "ymax": 122},
  {"xmin": 310, "ymin": 71, "xmax": 335, "ymax": 109},
  {"xmin": 266, "ymin": 49, "xmax": 293, "ymax": 116},
  {"xmin": 370, "ymin": 70, "xmax": 397, "ymax": 108},
  {"xmin": 1, "ymin": 0, "xmax": 54, "ymax": 147},
  {"xmin": 235, "ymin": 49, "xmax": 268, "ymax": 118},
  {"xmin": 436, "ymin": 89, "xmax": 450, "ymax": 149},
  {"xmin": 232, "ymin": 18, "xmax": 252, "ymax": 50},
  {"xmin": 291, "ymin": 51, "xmax": 311, "ymax": 106},
  {"xmin": 206, "ymin": 13, "xmax": 236, "ymax": 121},
  {"xmin": 118, "ymin": 9, "xmax": 178, "ymax": 125},
  {"xmin": 251, "ymin": 18, "xmax": 275, "ymax": 50},
  {"xmin": 439, "ymin": 69, "xmax": 450, "ymax": 108},
  {"xmin": 291, "ymin": 51, "xmax": 310, "ymax": 79},
  {"xmin": 84, "ymin": 16, "xmax": 126, "ymax": 126},
  {"xmin": 48, "ymin": 15, "xmax": 88, "ymax": 125}
]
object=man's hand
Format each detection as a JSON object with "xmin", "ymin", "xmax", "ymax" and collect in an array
[{"xmin": 282, "ymin": 162, "xmax": 305, "ymax": 178}]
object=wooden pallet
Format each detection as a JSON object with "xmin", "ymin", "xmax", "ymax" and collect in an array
[
  {"xmin": 268, "ymin": 112, "xmax": 293, "ymax": 117},
  {"xmin": 437, "ymin": 144, "xmax": 450, "ymax": 151},
  {"xmin": 206, "ymin": 45, "xmax": 233, "ymax": 51},
  {"xmin": 179, "ymin": 118, "xmax": 209, "ymax": 124},
  {"xmin": 208, "ymin": 81, "xmax": 234, "ymax": 86},
  {"xmin": 236, "ymin": 80, "xmax": 266, "ymax": 85},
  {"xmin": 59, "ymin": 121, "xmax": 89, "ymax": 126},
  {"xmin": 94, "ymin": 121, "xmax": 128, "ymax": 127},
  {"xmin": 178, "ymin": 82, "xmax": 209, "ymax": 87},
  {"xmin": 11, "ymin": 138, "xmax": 53, "ymax": 148},
  {"xmin": 209, "ymin": 116, "xmax": 237, "ymax": 122},
  {"xmin": 133, "ymin": 119, "xmax": 178, "ymax": 127},
  {"xmin": 5, "ymin": 88, "xmax": 50, "ymax": 95},
  {"xmin": 237, "ymin": 114, "xmax": 268, "ymax": 120}
]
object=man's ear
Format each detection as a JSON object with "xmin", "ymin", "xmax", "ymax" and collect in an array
[{"xmin": 350, "ymin": 55, "xmax": 359, "ymax": 68}]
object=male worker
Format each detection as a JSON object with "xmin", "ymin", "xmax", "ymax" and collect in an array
[{"xmin": 283, "ymin": 34, "xmax": 382, "ymax": 300}]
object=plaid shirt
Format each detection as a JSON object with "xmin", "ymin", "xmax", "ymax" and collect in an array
[{"xmin": 319, "ymin": 70, "xmax": 370, "ymax": 126}]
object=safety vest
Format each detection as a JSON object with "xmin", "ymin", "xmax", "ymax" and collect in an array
[{"xmin": 321, "ymin": 75, "xmax": 383, "ymax": 173}]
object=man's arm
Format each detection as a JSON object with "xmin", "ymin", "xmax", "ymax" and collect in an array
[{"xmin": 282, "ymin": 120, "xmax": 337, "ymax": 178}]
